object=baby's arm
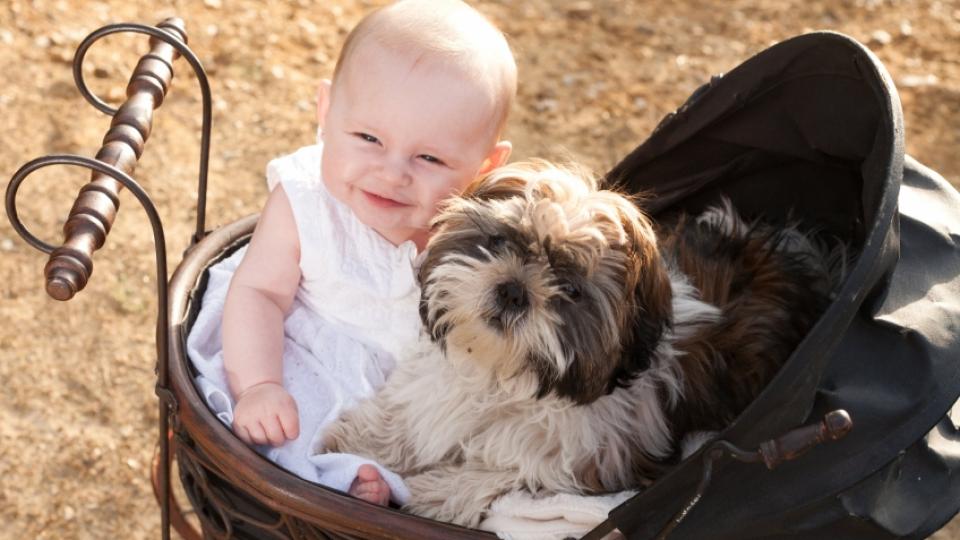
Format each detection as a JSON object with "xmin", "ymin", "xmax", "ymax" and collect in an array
[{"xmin": 223, "ymin": 184, "xmax": 302, "ymax": 447}]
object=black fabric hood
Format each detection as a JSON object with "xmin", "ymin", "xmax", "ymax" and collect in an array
[{"xmin": 601, "ymin": 32, "xmax": 960, "ymax": 539}]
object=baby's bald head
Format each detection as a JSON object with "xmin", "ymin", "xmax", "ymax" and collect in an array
[{"xmin": 330, "ymin": 0, "xmax": 517, "ymax": 139}]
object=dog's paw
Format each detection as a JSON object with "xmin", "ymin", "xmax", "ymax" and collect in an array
[
  {"xmin": 404, "ymin": 495, "xmax": 484, "ymax": 528},
  {"xmin": 403, "ymin": 466, "xmax": 518, "ymax": 528}
]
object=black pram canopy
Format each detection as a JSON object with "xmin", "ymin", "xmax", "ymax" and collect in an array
[{"xmin": 602, "ymin": 32, "xmax": 960, "ymax": 539}]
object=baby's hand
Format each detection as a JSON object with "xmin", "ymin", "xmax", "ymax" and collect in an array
[{"xmin": 232, "ymin": 381, "xmax": 300, "ymax": 447}]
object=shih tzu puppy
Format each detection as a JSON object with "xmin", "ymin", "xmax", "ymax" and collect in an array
[{"xmin": 320, "ymin": 160, "xmax": 839, "ymax": 527}]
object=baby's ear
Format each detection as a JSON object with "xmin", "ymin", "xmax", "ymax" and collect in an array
[
  {"xmin": 316, "ymin": 79, "xmax": 333, "ymax": 128},
  {"xmin": 477, "ymin": 140, "xmax": 512, "ymax": 176}
]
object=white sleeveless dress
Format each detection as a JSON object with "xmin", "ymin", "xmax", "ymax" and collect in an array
[{"xmin": 186, "ymin": 144, "xmax": 419, "ymax": 503}]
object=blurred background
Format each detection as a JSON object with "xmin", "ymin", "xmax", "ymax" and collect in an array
[{"xmin": 1, "ymin": 0, "xmax": 957, "ymax": 538}]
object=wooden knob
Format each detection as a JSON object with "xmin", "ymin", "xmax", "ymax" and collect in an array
[{"xmin": 758, "ymin": 409, "xmax": 852, "ymax": 470}]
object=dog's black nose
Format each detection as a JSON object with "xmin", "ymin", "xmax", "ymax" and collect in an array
[{"xmin": 496, "ymin": 280, "xmax": 528, "ymax": 312}]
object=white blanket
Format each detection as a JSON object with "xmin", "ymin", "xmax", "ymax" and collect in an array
[
  {"xmin": 186, "ymin": 246, "xmax": 412, "ymax": 503},
  {"xmin": 476, "ymin": 430, "xmax": 716, "ymax": 539},
  {"xmin": 480, "ymin": 490, "xmax": 635, "ymax": 540}
]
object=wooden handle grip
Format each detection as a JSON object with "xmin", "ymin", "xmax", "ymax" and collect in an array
[
  {"xmin": 44, "ymin": 18, "xmax": 188, "ymax": 301},
  {"xmin": 758, "ymin": 409, "xmax": 852, "ymax": 470}
]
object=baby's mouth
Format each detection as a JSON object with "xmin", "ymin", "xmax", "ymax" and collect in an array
[{"xmin": 361, "ymin": 190, "xmax": 407, "ymax": 208}]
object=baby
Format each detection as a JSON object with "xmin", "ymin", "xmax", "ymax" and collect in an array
[{"xmin": 187, "ymin": 0, "xmax": 515, "ymax": 507}]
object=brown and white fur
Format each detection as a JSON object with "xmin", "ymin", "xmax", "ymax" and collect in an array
[{"xmin": 320, "ymin": 161, "xmax": 839, "ymax": 527}]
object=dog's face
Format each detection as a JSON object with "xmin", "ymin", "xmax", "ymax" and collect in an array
[{"xmin": 418, "ymin": 162, "xmax": 673, "ymax": 405}]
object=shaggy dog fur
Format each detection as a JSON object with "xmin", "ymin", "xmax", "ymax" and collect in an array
[{"xmin": 320, "ymin": 161, "xmax": 838, "ymax": 527}]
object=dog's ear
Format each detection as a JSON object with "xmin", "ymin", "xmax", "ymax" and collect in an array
[
  {"xmin": 418, "ymin": 295, "xmax": 449, "ymax": 349},
  {"xmin": 548, "ymin": 258, "xmax": 672, "ymax": 404},
  {"xmin": 461, "ymin": 172, "xmax": 528, "ymax": 202},
  {"xmin": 419, "ymin": 195, "xmax": 493, "ymax": 348},
  {"xmin": 427, "ymin": 168, "xmax": 526, "ymax": 241},
  {"xmin": 547, "ymin": 195, "xmax": 674, "ymax": 404},
  {"xmin": 610, "ymin": 199, "xmax": 673, "ymax": 392},
  {"xmin": 420, "ymin": 169, "xmax": 525, "ymax": 340},
  {"xmin": 464, "ymin": 175, "xmax": 524, "ymax": 200}
]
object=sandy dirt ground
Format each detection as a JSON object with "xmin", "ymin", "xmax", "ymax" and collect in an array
[{"xmin": 1, "ymin": 0, "xmax": 958, "ymax": 538}]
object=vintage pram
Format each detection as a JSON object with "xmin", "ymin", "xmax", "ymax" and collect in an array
[{"xmin": 6, "ymin": 17, "xmax": 960, "ymax": 540}]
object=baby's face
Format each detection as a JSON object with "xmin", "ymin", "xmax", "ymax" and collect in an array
[{"xmin": 319, "ymin": 41, "xmax": 504, "ymax": 249}]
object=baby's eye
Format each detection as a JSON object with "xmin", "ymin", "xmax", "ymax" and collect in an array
[
  {"xmin": 418, "ymin": 154, "xmax": 446, "ymax": 166},
  {"xmin": 355, "ymin": 132, "xmax": 380, "ymax": 144}
]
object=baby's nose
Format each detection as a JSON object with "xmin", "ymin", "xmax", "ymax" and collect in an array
[{"xmin": 378, "ymin": 156, "xmax": 412, "ymax": 186}]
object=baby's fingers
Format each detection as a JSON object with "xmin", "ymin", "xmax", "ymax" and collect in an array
[
  {"xmin": 278, "ymin": 408, "xmax": 300, "ymax": 440},
  {"xmin": 232, "ymin": 413, "xmax": 257, "ymax": 444},
  {"xmin": 244, "ymin": 421, "xmax": 269, "ymax": 446},
  {"xmin": 262, "ymin": 417, "xmax": 288, "ymax": 447}
]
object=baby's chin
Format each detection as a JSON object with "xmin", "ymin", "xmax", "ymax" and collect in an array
[
  {"xmin": 325, "ymin": 181, "xmax": 428, "ymax": 248},
  {"xmin": 354, "ymin": 209, "xmax": 426, "ymax": 249}
]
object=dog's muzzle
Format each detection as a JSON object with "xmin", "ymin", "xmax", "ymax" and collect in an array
[
  {"xmin": 495, "ymin": 280, "xmax": 528, "ymax": 312},
  {"xmin": 489, "ymin": 280, "xmax": 529, "ymax": 331}
]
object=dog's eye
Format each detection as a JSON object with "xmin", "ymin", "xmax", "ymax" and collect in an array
[
  {"xmin": 558, "ymin": 281, "xmax": 581, "ymax": 300},
  {"xmin": 487, "ymin": 234, "xmax": 507, "ymax": 252}
]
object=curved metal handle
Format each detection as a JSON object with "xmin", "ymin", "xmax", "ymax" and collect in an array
[
  {"xmin": 42, "ymin": 18, "xmax": 186, "ymax": 301},
  {"xmin": 4, "ymin": 17, "xmax": 214, "ymax": 540},
  {"xmin": 651, "ymin": 409, "xmax": 853, "ymax": 540},
  {"xmin": 7, "ymin": 154, "xmax": 174, "ymax": 540},
  {"xmin": 581, "ymin": 410, "xmax": 855, "ymax": 540}
]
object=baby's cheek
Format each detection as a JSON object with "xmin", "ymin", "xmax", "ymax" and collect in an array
[
  {"xmin": 411, "ymin": 208, "xmax": 432, "ymax": 230},
  {"xmin": 321, "ymin": 175, "xmax": 348, "ymax": 204},
  {"xmin": 421, "ymin": 177, "xmax": 462, "ymax": 218},
  {"xmin": 431, "ymin": 193, "xmax": 456, "ymax": 217}
]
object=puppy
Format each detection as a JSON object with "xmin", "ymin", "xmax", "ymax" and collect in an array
[{"xmin": 321, "ymin": 161, "xmax": 839, "ymax": 527}]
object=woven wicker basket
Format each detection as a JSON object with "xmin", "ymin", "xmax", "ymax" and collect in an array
[{"xmin": 167, "ymin": 215, "xmax": 496, "ymax": 540}]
